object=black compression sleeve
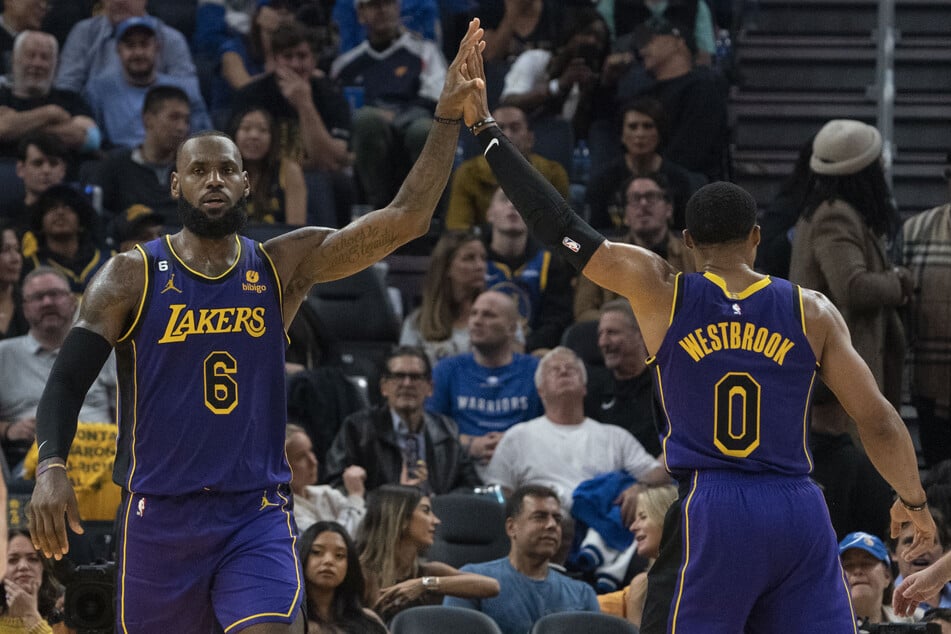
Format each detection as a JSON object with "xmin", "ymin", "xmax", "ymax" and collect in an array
[
  {"xmin": 36, "ymin": 327, "xmax": 114, "ymax": 462},
  {"xmin": 475, "ymin": 125, "xmax": 605, "ymax": 271}
]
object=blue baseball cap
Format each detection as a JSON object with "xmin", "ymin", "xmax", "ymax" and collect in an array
[
  {"xmin": 839, "ymin": 532, "xmax": 891, "ymax": 566},
  {"xmin": 115, "ymin": 16, "xmax": 157, "ymax": 42}
]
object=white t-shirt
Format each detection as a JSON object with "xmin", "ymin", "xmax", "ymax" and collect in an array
[
  {"xmin": 484, "ymin": 416, "xmax": 661, "ymax": 510},
  {"xmin": 293, "ymin": 485, "xmax": 365, "ymax": 537}
]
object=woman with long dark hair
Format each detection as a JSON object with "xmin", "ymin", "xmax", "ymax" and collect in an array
[
  {"xmin": 356, "ymin": 485, "xmax": 499, "ymax": 622},
  {"xmin": 0, "ymin": 219, "xmax": 27, "ymax": 340},
  {"xmin": 299, "ymin": 521, "xmax": 386, "ymax": 633},
  {"xmin": 398, "ymin": 231, "xmax": 487, "ymax": 363},
  {"xmin": 230, "ymin": 106, "xmax": 307, "ymax": 225},
  {"xmin": 0, "ymin": 530, "xmax": 65, "ymax": 633}
]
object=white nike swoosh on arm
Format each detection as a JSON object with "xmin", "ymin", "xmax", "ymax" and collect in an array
[{"xmin": 483, "ymin": 138, "xmax": 499, "ymax": 156}]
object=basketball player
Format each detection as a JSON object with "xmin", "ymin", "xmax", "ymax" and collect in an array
[
  {"xmin": 26, "ymin": 21, "xmax": 487, "ymax": 634},
  {"xmin": 458, "ymin": 47, "xmax": 936, "ymax": 633}
]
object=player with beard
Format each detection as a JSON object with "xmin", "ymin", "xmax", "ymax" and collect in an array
[{"xmin": 26, "ymin": 20, "xmax": 487, "ymax": 634}]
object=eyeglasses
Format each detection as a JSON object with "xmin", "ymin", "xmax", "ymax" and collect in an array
[
  {"xmin": 384, "ymin": 372, "xmax": 429, "ymax": 383},
  {"xmin": 626, "ymin": 191, "xmax": 665, "ymax": 206},
  {"xmin": 24, "ymin": 288, "xmax": 71, "ymax": 303}
]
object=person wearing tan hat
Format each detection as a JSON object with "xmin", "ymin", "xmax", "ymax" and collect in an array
[{"xmin": 789, "ymin": 118, "xmax": 913, "ymax": 539}]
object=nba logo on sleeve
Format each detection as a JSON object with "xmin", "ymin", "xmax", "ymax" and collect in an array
[{"xmin": 562, "ymin": 237, "xmax": 581, "ymax": 253}]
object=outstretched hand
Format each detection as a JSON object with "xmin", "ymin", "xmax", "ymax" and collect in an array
[
  {"xmin": 889, "ymin": 499, "xmax": 937, "ymax": 562},
  {"xmin": 459, "ymin": 24, "xmax": 491, "ymax": 128},
  {"xmin": 27, "ymin": 463, "xmax": 83, "ymax": 561},
  {"xmin": 892, "ymin": 551, "xmax": 951, "ymax": 617},
  {"xmin": 435, "ymin": 19, "xmax": 487, "ymax": 121}
]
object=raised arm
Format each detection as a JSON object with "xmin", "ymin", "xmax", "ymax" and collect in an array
[
  {"xmin": 266, "ymin": 20, "xmax": 487, "ymax": 315},
  {"xmin": 804, "ymin": 288, "xmax": 935, "ymax": 555},
  {"xmin": 28, "ymin": 250, "xmax": 145, "ymax": 560},
  {"xmin": 463, "ymin": 45, "xmax": 679, "ymax": 353}
]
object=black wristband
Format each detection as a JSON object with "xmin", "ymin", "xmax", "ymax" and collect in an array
[
  {"xmin": 476, "ymin": 125, "xmax": 605, "ymax": 271},
  {"xmin": 468, "ymin": 116, "xmax": 496, "ymax": 136},
  {"xmin": 899, "ymin": 497, "xmax": 928, "ymax": 512},
  {"xmin": 433, "ymin": 114, "xmax": 462, "ymax": 125},
  {"xmin": 36, "ymin": 327, "xmax": 114, "ymax": 462}
]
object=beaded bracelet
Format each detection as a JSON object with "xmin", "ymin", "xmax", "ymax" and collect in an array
[
  {"xmin": 898, "ymin": 496, "xmax": 928, "ymax": 512},
  {"xmin": 433, "ymin": 114, "xmax": 462, "ymax": 125},
  {"xmin": 468, "ymin": 116, "xmax": 496, "ymax": 136},
  {"xmin": 35, "ymin": 462, "xmax": 68, "ymax": 477}
]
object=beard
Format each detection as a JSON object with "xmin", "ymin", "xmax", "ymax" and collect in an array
[{"xmin": 177, "ymin": 194, "xmax": 248, "ymax": 239}]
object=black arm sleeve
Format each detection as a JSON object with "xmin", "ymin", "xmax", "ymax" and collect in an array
[
  {"xmin": 36, "ymin": 327, "xmax": 114, "ymax": 462},
  {"xmin": 475, "ymin": 125, "xmax": 606, "ymax": 272}
]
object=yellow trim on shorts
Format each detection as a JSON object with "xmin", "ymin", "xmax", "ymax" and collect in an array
[
  {"xmin": 223, "ymin": 488, "xmax": 302, "ymax": 632},
  {"xmin": 838, "ymin": 556, "xmax": 859, "ymax": 633},
  {"xmin": 119, "ymin": 493, "xmax": 136, "ymax": 633},
  {"xmin": 671, "ymin": 470, "xmax": 700, "ymax": 634}
]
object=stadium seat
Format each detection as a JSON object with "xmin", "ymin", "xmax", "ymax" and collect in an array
[
  {"xmin": 390, "ymin": 605, "xmax": 503, "ymax": 634},
  {"xmin": 307, "ymin": 263, "xmax": 400, "ymax": 404},
  {"xmin": 531, "ymin": 612, "xmax": 639, "ymax": 634},
  {"xmin": 426, "ymin": 493, "xmax": 510, "ymax": 569}
]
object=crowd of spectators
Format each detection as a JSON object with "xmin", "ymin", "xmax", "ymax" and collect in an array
[{"xmin": 0, "ymin": 0, "xmax": 949, "ymax": 632}]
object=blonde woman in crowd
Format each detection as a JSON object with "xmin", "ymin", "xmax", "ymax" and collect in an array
[{"xmin": 598, "ymin": 484, "xmax": 678, "ymax": 627}]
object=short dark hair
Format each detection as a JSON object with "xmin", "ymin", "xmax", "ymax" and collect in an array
[
  {"xmin": 505, "ymin": 485, "xmax": 560, "ymax": 520},
  {"xmin": 619, "ymin": 96, "xmax": 669, "ymax": 148},
  {"xmin": 175, "ymin": 130, "xmax": 237, "ymax": 168},
  {"xmin": 685, "ymin": 181, "xmax": 758, "ymax": 246},
  {"xmin": 143, "ymin": 85, "xmax": 189, "ymax": 117},
  {"xmin": 270, "ymin": 21, "xmax": 317, "ymax": 56},
  {"xmin": 382, "ymin": 345, "xmax": 432, "ymax": 379},
  {"xmin": 31, "ymin": 184, "xmax": 97, "ymax": 236},
  {"xmin": 17, "ymin": 131, "xmax": 67, "ymax": 162}
]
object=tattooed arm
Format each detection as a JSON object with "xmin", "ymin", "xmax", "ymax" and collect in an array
[
  {"xmin": 266, "ymin": 20, "xmax": 487, "ymax": 319},
  {"xmin": 29, "ymin": 250, "xmax": 145, "ymax": 560}
]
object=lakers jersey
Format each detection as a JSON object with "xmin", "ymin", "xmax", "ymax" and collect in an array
[
  {"xmin": 649, "ymin": 273, "xmax": 819, "ymax": 476},
  {"xmin": 113, "ymin": 235, "xmax": 291, "ymax": 495}
]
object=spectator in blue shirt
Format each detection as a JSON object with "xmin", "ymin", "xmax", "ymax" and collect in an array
[{"xmin": 444, "ymin": 485, "xmax": 600, "ymax": 634}]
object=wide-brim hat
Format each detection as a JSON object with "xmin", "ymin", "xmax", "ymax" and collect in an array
[{"xmin": 810, "ymin": 119, "xmax": 882, "ymax": 176}]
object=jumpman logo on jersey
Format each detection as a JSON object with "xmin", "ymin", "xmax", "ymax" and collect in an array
[
  {"xmin": 259, "ymin": 492, "xmax": 280, "ymax": 511},
  {"xmin": 161, "ymin": 274, "xmax": 182, "ymax": 294}
]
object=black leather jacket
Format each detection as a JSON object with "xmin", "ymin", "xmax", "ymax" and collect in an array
[{"xmin": 324, "ymin": 406, "xmax": 482, "ymax": 493}]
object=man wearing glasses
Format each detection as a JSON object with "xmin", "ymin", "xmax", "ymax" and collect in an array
[
  {"xmin": 0, "ymin": 267, "xmax": 115, "ymax": 474},
  {"xmin": 324, "ymin": 345, "xmax": 482, "ymax": 494},
  {"xmin": 575, "ymin": 173, "xmax": 695, "ymax": 322}
]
